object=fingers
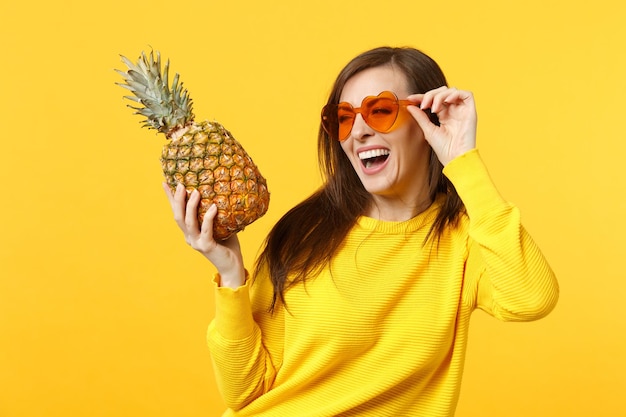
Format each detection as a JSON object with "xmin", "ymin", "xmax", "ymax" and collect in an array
[
  {"xmin": 167, "ymin": 183, "xmax": 188, "ymax": 230},
  {"xmin": 407, "ymin": 86, "xmax": 446, "ymax": 111},
  {"xmin": 425, "ymin": 87, "xmax": 458, "ymax": 114},
  {"xmin": 408, "ymin": 86, "xmax": 473, "ymax": 114},
  {"xmin": 407, "ymin": 86, "xmax": 478, "ymax": 166},
  {"xmin": 162, "ymin": 182, "xmax": 174, "ymax": 205},
  {"xmin": 200, "ymin": 203, "xmax": 217, "ymax": 241},
  {"xmin": 162, "ymin": 183, "xmax": 237, "ymax": 273},
  {"xmin": 163, "ymin": 182, "xmax": 219, "ymax": 247},
  {"xmin": 406, "ymin": 105, "xmax": 437, "ymax": 138},
  {"xmin": 163, "ymin": 182, "xmax": 200, "ymax": 238},
  {"xmin": 184, "ymin": 189, "xmax": 201, "ymax": 233}
]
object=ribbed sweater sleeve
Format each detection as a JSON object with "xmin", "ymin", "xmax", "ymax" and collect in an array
[
  {"xmin": 444, "ymin": 149, "xmax": 559, "ymax": 321},
  {"xmin": 207, "ymin": 273, "xmax": 278, "ymax": 410}
]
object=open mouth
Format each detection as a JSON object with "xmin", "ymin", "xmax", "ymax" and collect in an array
[{"xmin": 359, "ymin": 148, "xmax": 390, "ymax": 169}]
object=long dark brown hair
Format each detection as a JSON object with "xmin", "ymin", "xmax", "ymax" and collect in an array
[{"xmin": 255, "ymin": 46, "xmax": 465, "ymax": 311}]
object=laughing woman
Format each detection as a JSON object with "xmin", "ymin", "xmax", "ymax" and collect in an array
[{"xmin": 163, "ymin": 46, "xmax": 559, "ymax": 416}]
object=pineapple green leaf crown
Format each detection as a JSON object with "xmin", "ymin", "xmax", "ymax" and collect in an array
[{"xmin": 116, "ymin": 50, "xmax": 194, "ymax": 137}]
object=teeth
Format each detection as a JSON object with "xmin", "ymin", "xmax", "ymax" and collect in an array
[{"xmin": 358, "ymin": 149, "xmax": 390, "ymax": 160}]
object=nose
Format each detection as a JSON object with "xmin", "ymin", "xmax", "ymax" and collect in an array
[{"xmin": 349, "ymin": 113, "xmax": 374, "ymax": 141}]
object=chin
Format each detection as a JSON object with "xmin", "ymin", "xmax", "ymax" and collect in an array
[{"xmin": 359, "ymin": 177, "xmax": 397, "ymax": 196}]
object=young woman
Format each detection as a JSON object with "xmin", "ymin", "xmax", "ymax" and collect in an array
[{"xmin": 163, "ymin": 46, "xmax": 559, "ymax": 416}]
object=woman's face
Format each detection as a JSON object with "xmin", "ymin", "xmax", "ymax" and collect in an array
[{"xmin": 339, "ymin": 66, "xmax": 431, "ymax": 212}]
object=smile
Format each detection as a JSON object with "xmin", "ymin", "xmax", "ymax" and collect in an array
[{"xmin": 359, "ymin": 148, "xmax": 390, "ymax": 169}]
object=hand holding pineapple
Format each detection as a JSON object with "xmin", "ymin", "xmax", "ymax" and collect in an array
[
  {"xmin": 116, "ymin": 50, "xmax": 270, "ymax": 243},
  {"xmin": 163, "ymin": 183, "xmax": 245, "ymax": 288}
]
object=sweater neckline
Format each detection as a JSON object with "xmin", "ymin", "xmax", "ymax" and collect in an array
[{"xmin": 356, "ymin": 196, "xmax": 443, "ymax": 235}]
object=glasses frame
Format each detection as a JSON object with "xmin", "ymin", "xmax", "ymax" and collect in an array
[{"xmin": 321, "ymin": 91, "xmax": 412, "ymax": 142}]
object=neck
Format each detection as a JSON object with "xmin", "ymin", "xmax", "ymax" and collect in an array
[{"xmin": 366, "ymin": 193, "xmax": 432, "ymax": 222}]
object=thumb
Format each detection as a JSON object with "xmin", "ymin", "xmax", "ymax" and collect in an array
[{"xmin": 407, "ymin": 106, "xmax": 437, "ymax": 142}]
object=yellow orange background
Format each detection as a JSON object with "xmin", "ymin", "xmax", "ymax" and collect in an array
[{"xmin": 1, "ymin": 1, "xmax": 624, "ymax": 416}]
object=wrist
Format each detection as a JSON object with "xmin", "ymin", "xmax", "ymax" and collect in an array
[{"xmin": 217, "ymin": 266, "xmax": 246, "ymax": 289}]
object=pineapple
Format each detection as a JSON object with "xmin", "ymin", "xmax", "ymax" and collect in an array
[{"xmin": 116, "ymin": 50, "xmax": 269, "ymax": 240}]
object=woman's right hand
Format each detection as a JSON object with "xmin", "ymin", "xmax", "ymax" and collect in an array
[{"xmin": 163, "ymin": 182, "xmax": 246, "ymax": 289}]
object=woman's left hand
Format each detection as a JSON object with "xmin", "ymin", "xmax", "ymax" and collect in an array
[{"xmin": 407, "ymin": 86, "xmax": 477, "ymax": 166}]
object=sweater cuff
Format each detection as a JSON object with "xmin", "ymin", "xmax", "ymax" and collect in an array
[
  {"xmin": 212, "ymin": 272, "xmax": 256, "ymax": 340},
  {"xmin": 443, "ymin": 149, "xmax": 507, "ymax": 219}
]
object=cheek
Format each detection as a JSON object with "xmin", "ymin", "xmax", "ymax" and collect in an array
[
  {"xmin": 395, "ymin": 126, "xmax": 431, "ymax": 170},
  {"xmin": 407, "ymin": 123, "xmax": 430, "ymax": 153},
  {"xmin": 393, "ymin": 121, "xmax": 427, "ymax": 150},
  {"xmin": 406, "ymin": 119, "xmax": 426, "ymax": 142},
  {"xmin": 410, "ymin": 139, "xmax": 432, "ymax": 167},
  {"xmin": 340, "ymin": 141, "xmax": 358, "ymax": 165}
]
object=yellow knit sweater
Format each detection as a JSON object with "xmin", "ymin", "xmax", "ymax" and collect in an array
[{"xmin": 207, "ymin": 150, "xmax": 559, "ymax": 416}]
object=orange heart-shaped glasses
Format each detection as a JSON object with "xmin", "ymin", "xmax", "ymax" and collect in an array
[{"xmin": 321, "ymin": 91, "xmax": 412, "ymax": 141}]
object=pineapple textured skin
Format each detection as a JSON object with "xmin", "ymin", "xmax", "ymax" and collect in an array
[
  {"xmin": 162, "ymin": 120, "xmax": 269, "ymax": 240},
  {"xmin": 116, "ymin": 50, "xmax": 270, "ymax": 240}
]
